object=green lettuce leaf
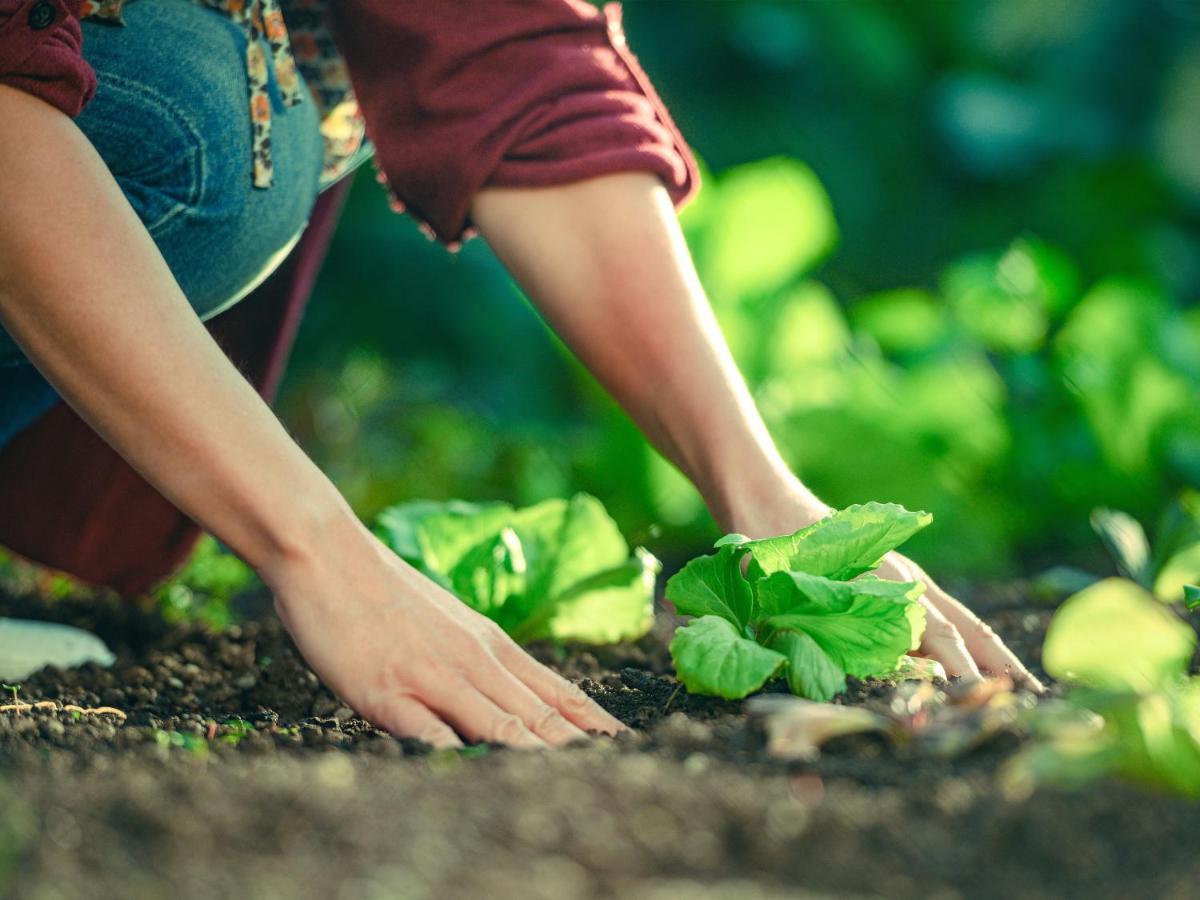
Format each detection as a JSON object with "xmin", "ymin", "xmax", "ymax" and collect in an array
[
  {"xmin": 447, "ymin": 526, "xmax": 527, "ymax": 618},
  {"xmin": 1042, "ymin": 578, "xmax": 1196, "ymax": 692},
  {"xmin": 760, "ymin": 571, "xmax": 925, "ymax": 678},
  {"xmin": 756, "ymin": 571, "xmax": 923, "ymax": 619},
  {"xmin": 375, "ymin": 500, "xmax": 513, "ymax": 587},
  {"xmin": 374, "ymin": 494, "xmax": 655, "ymax": 645},
  {"xmin": 739, "ymin": 502, "xmax": 932, "ymax": 580},
  {"xmin": 522, "ymin": 549, "xmax": 658, "ymax": 645},
  {"xmin": 664, "ymin": 543, "xmax": 754, "ymax": 631},
  {"xmin": 767, "ymin": 630, "xmax": 847, "ymax": 701},
  {"xmin": 1185, "ymin": 584, "xmax": 1200, "ymax": 611},
  {"xmin": 670, "ymin": 615, "xmax": 787, "ymax": 699}
]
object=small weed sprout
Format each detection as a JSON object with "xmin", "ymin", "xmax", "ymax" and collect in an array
[{"xmin": 220, "ymin": 718, "xmax": 255, "ymax": 746}]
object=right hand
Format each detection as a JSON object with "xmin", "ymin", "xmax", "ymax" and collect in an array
[
  {"xmin": 876, "ymin": 551, "xmax": 1045, "ymax": 694},
  {"xmin": 262, "ymin": 518, "xmax": 625, "ymax": 749}
]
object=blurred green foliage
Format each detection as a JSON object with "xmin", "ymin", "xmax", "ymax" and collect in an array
[
  {"xmin": 155, "ymin": 535, "xmax": 258, "ymax": 629},
  {"xmin": 1010, "ymin": 577, "xmax": 1200, "ymax": 799},
  {"xmin": 280, "ymin": 0, "xmax": 1200, "ymax": 578}
]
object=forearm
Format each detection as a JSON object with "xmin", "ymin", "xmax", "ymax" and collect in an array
[
  {"xmin": 0, "ymin": 85, "xmax": 356, "ymax": 577},
  {"xmin": 472, "ymin": 173, "xmax": 826, "ymax": 533}
]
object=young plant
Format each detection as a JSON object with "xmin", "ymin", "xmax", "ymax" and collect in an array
[
  {"xmin": 374, "ymin": 494, "xmax": 657, "ymax": 644},
  {"xmin": 1031, "ymin": 496, "xmax": 1200, "ymax": 607},
  {"xmin": 1090, "ymin": 498, "xmax": 1200, "ymax": 605},
  {"xmin": 666, "ymin": 502, "xmax": 930, "ymax": 701},
  {"xmin": 1011, "ymin": 577, "xmax": 1200, "ymax": 798}
]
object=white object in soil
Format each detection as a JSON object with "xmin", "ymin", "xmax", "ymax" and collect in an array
[{"xmin": 0, "ymin": 617, "xmax": 116, "ymax": 681}]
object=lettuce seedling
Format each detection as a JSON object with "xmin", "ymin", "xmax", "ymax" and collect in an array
[
  {"xmin": 1010, "ymin": 578, "xmax": 1200, "ymax": 798},
  {"xmin": 666, "ymin": 502, "xmax": 930, "ymax": 701},
  {"xmin": 374, "ymin": 494, "xmax": 657, "ymax": 644}
]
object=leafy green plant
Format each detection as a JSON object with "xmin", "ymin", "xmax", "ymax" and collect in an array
[
  {"xmin": 665, "ymin": 502, "xmax": 929, "ymax": 701},
  {"xmin": 1010, "ymin": 578, "xmax": 1200, "ymax": 798},
  {"xmin": 374, "ymin": 493, "xmax": 657, "ymax": 644}
]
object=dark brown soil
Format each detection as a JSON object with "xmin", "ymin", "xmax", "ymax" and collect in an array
[{"xmin": 1, "ymin": 583, "xmax": 1198, "ymax": 900}]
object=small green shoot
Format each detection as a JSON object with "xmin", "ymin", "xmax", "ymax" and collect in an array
[
  {"xmin": 220, "ymin": 718, "xmax": 255, "ymax": 746},
  {"xmin": 153, "ymin": 728, "xmax": 209, "ymax": 757}
]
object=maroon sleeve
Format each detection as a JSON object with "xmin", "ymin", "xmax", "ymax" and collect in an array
[
  {"xmin": 0, "ymin": 0, "xmax": 95, "ymax": 117},
  {"xmin": 330, "ymin": 0, "xmax": 699, "ymax": 247}
]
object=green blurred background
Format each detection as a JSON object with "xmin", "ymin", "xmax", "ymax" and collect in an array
[{"xmin": 277, "ymin": 0, "xmax": 1200, "ymax": 580}]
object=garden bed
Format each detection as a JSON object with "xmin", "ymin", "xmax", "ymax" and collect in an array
[{"xmin": 1, "ymin": 585, "xmax": 1197, "ymax": 900}]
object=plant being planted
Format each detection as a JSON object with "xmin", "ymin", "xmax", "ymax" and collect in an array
[
  {"xmin": 666, "ymin": 502, "xmax": 931, "ymax": 701},
  {"xmin": 374, "ymin": 494, "xmax": 657, "ymax": 644}
]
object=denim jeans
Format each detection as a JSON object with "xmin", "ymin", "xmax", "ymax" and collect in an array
[{"xmin": 0, "ymin": 0, "xmax": 362, "ymax": 448}]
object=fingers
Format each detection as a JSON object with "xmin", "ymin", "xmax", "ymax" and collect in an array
[
  {"xmin": 957, "ymin": 615, "xmax": 1047, "ymax": 694},
  {"xmin": 497, "ymin": 642, "xmax": 626, "ymax": 735},
  {"xmin": 885, "ymin": 553, "xmax": 1043, "ymax": 692},
  {"xmin": 427, "ymin": 681, "xmax": 548, "ymax": 750},
  {"xmin": 969, "ymin": 638, "xmax": 1046, "ymax": 696},
  {"xmin": 924, "ymin": 582, "xmax": 1046, "ymax": 693},
  {"xmin": 470, "ymin": 660, "xmax": 588, "ymax": 746},
  {"xmin": 371, "ymin": 695, "xmax": 463, "ymax": 750},
  {"xmin": 918, "ymin": 599, "xmax": 984, "ymax": 685}
]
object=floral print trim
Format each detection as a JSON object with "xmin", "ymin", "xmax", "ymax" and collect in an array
[{"xmin": 80, "ymin": 0, "xmax": 366, "ymax": 190}]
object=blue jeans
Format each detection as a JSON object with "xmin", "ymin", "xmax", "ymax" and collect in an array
[{"xmin": 0, "ymin": 0, "xmax": 359, "ymax": 447}]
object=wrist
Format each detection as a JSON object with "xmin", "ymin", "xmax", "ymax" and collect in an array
[
  {"xmin": 250, "ymin": 487, "xmax": 369, "ymax": 592},
  {"xmin": 714, "ymin": 468, "xmax": 830, "ymax": 539}
]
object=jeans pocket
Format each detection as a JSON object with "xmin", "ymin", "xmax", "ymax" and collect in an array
[{"xmin": 75, "ymin": 71, "xmax": 206, "ymax": 236}]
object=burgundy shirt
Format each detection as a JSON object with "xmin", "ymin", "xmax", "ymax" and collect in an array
[{"xmin": 0, "ymin": 0, "xmax": 699, "ymax": 243}]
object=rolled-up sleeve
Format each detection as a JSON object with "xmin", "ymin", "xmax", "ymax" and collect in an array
[
  {"xmin": 330, "ymin": 0, "xmax": 699, "ymax": 247},
  {"xmin": 0, "ymin": 0, "xmax": 95, "ymax": 117}
]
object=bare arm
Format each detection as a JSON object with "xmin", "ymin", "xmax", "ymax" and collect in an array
[
  {"xmin": 474, "ymin": 173, "xmax": 802, "ymax": 530},
  {"xmin": 0, "ymin": 84, "xmax": 624, "ymax": 745},
  {"xmin": 0, "ymin": 88, "xmax": 339, "ymax": 570},
  {"xmin": 472, "ymin": 172, "xmax": 1043, "ymax": 690}
]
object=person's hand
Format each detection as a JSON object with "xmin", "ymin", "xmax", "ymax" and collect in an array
[
  {"xmin": 724, "ymin": 478, "xmax": 1044, "ymax": 693},
  {"xmin": 262, "ymin": 518, "xmax": 625, "ymax": 749},
  {"xmin": 875, "ymin": 551, "xmax": 1045, "ymax": 693}
]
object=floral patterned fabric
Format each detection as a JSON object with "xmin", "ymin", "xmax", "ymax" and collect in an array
[{"xmin": 79, "ymin": 0, "xmax": 365, "ymax": 188}]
